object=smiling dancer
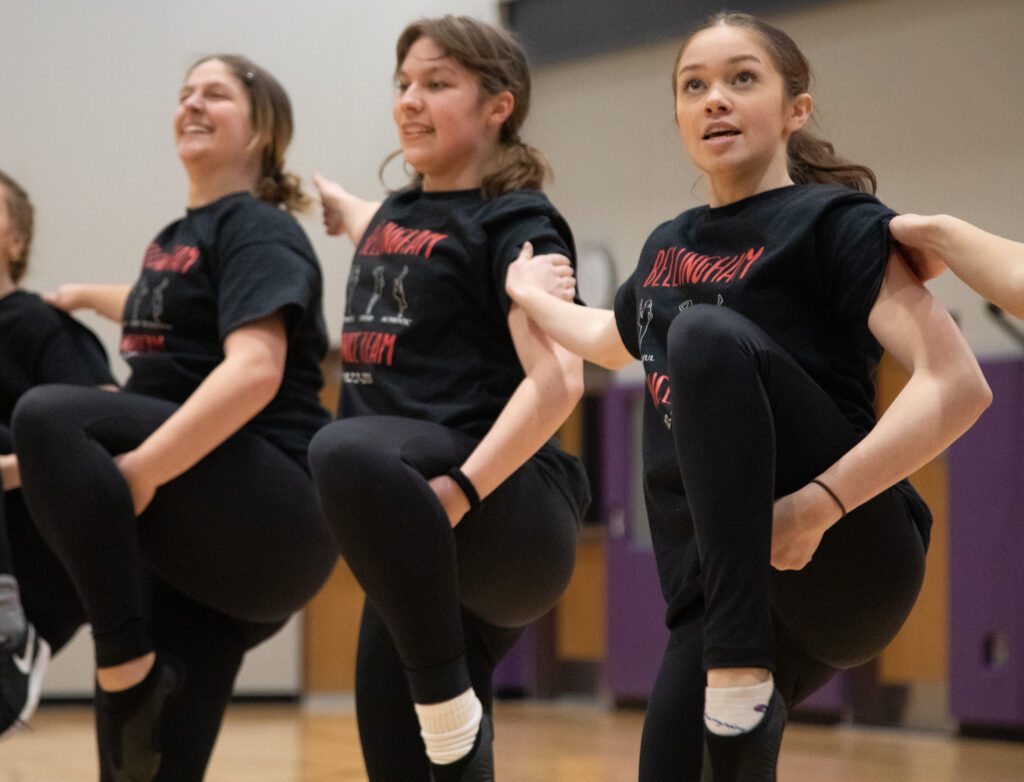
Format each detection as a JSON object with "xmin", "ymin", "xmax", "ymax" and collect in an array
[
  {"xmin": 310, "ymin": 15, "xmax": 589, "ymax": 781},
  {"xmin": 504, "ymin": 12, "xmax": 990, "ymax": 780},
  {"xmin": 12, "ymin": 56, "xmax": 336, "ymax": 780}
]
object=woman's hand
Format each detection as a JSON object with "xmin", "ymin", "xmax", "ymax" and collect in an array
[
  {"xmin": 43, "ymin": 284, "xmax": 91, "ymax": 312},
  {"xmin": 114, "ymin": 451, "xmax": 160, "ymax": 516},
  {"xmin": 505, "ymin": 242, "xmax": 577, "ymax": 304},
  {"xmin": 770, "ymin": 483, "xmax": 841, "ymax": 570},
  {"xmin": 889, "ymin": 214, "xmax": 948, "ymax": 282},
  {"xmin": 428, "ymin": 474, "xmax": 472, "ymax": 528},
  {"xmin": 313, "ymin": 172, "xmax": 350, "ymax": 237}
]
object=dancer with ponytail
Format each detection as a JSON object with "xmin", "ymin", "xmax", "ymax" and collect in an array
[
  {"xmin": 13, "ymin": 55, "xmax": 336, "ymax": 780},
  {"xmin": 505, "ymin": 13, "xmax": 990, "ymax": 780},
  {"xmin": 311, "ymin": 16, "xmax": 589, "ymax": 781}
]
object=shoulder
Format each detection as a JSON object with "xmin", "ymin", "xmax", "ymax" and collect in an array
[
  {"xmin": 796, "ymin": 184, "xmax": 889, "ymax": 217},
  {"xmin": 644, "ymin": 210, "xmax": 699, "ymax": 248},
  {"xmin": 0, "ymin": 290, "xmax": 63, "ymax": 332},
  {"xmin": 477, "ymin": 188, "xmax": 560, "ymax": 221},
  {"xmin": 215, "ymin": 194, "xmax": 313, "ymax": 252}
]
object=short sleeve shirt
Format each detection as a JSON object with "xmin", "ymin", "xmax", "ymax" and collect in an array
[
  {"xmin": 0, "ymin": 290, "xmax": 115, "ymax": 425},
  {"xmin": 613, "ymin": 184, "xmax": 928, "ymax": 622},
  {"xmin": 121, "ymin": 192, "xmax": 330, "ymax": 462}
]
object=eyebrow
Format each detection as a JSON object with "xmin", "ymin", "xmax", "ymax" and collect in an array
[
  {"xmin": 396, "ymin": 62, "xmax": 459, "ymax": 80},
  {"xmin": 678, "ymin": 54, "xmax": 763, "ymax": 76}
]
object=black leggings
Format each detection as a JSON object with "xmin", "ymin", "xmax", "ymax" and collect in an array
[
  {"xmin": 11, "ymin": 385, "xmax": 337, "ymax": 780},
  {"xmin": 309, "ymin": 416, "xmax": 578, "ymax": 777},
  {"xmin": 0, "ymin": 424, "xmax": 85, "ymax": 652},
  {"xmin": 640, "ymin": 305, "xmax": 927, "ymax": 780}
]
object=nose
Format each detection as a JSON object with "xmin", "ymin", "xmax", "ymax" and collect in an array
[
  {"xmin": 704, "ymin": 84, "xmax": 730, "ymax": 115},
  {"xmin": 181, "ymin": 91, "xmax": 204, "ymax": 112},
  {"xmin": 398, "ymin": 83, "xmax": 423, "ymax": 113}
]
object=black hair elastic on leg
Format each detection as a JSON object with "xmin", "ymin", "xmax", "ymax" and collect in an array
[
  {"xmin": 811, "ymin": 478, "xmax": 846, "ymax": 518},
  {"xmin": 447, "ymin": 467, "xmax": 482, "ymax": 513}
]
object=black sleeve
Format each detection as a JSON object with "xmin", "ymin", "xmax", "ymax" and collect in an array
[
  {"xmin": 215, "ymin": 210, "xmax": 321, "ymax": 340},
  {"xmin": 482, "ymin": 191, "xmax": 577, "ymax": 315},
  {"xmin": 33, "ymin": 310, "xmax": 115, "ymax": 387},
  {"xmin": 815, "ymin": 192, "xmax": 897, "ymax": 327},
  {"xmin": 613, "ymin": 270, "xmax": 641, "ymax": 359}
]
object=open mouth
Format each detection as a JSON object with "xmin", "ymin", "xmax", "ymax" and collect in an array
[{"xmin": 703, "ymin": 129, "xmax": 741, "ymax": 140}]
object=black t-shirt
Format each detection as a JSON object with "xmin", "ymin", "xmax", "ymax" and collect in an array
[
  {"xmin": 121, "ymin": 192, "xmax": 330, "ymax": 463},
  {"xmin": 613, "ymin": 183, "xmax": 931, "ymax": 623},
  {"xmin": 0, "ymin": 290, "xmax": 115, "ymax": 426},
  {"xmin": 338, "ymin": 187, "xmax": 589, "ymax": 512}
]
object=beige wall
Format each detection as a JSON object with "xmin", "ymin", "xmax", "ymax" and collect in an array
[
  {"xmin": 2, "ymin": 0, "xmax": 1021, "ymax": 366},
  {"xmin": 527, "ymin": 0, "xmax": 1024, "ymax": 359}
]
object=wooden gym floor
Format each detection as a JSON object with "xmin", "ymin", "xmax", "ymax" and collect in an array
[{"xmin": 3, "ymin": 699, "xmax": 1024, "ymax": 781}]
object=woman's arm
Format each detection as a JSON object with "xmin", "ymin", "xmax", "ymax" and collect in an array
[
  {"xmin": 313, "ymin": 172, "xmax": 381, "ymax": 247},
  {"xmin": 429, "ymin": 304, "xmax": 585, "ymax": 526},
  {"xmin": 0, "ymin": 454, "xmax": 19, "ymax": 491},
  {"xmin": 771, "ymin": 249, "xmax": 992, "ymax": 569},
  {"xmin": 115, "ymin": 312, "xmax": 288, "ymax": 514},
  {"xmin": 890, "ymin": 213, "xmax": 1024, "ymax": 319},
  {"xmin": 45, "ymin": 283, "xmax": 131, "ymax": 323},
  {"xmin": 505, "ymin": 244, "xmax": 635, "ymax": 370}
]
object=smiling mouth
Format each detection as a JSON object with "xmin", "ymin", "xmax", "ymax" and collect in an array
[{"xmin": 703, "ymin": 129, "xmax": 741, "ymax": 140}]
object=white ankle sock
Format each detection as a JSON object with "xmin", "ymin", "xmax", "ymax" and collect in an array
[
  {"xmin": 704, "ymin": 678, "xmax": 774, "ymax": 736},
  {"xmin": 414, "ymin": 688, "xmax": 483, "ymax": 765}
]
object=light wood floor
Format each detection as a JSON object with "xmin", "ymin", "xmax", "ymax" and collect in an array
[{"xmin": 3, "ymin": 700, "xmax": 1024, "ymax": 781}]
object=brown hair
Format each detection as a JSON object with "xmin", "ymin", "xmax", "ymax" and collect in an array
[
  {"xmin": 673, "ymin": 12, "xmax": 877, "ymax": 194},
  {"xmin": 0, "ymin": 170, "xmax": 33, "ymax": 283},
  {"xmin": 189, "ymin": 54, "xmax": 310, "ymax": 212},
  {"xmin": 385, "ymin": 15, "xmax": 550, "ymax": 198}
]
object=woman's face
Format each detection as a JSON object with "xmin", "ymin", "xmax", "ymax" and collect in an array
[
  {"xmin": 674, "ymin": 25, "xmax": 805, "ymax": 182},
  {"xmin": 393, "ymin": 36, "xmax": 509, "ymax": 189},
  {"xmin": 175, "ymin": 59, "xmax": 257, "ymax": 171}
]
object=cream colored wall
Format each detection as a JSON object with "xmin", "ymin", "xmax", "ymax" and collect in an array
[
  {"xmin": 527, "ymin": 0, "xmax": 1024, "ymax": 358},
  {"xmin": 0, "ymin": 0, "xmax": 499, "ymax": 380}
]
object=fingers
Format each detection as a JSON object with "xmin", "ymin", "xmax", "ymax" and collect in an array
[{"xmin": 516, "ymin": 240, "xmax": 535, "ymax": 261}]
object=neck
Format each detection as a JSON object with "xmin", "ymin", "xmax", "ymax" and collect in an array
[
  {"xmin": 185, "ymin": 163, "xmax": 260, "ymax": 209},
  {"xmin": 0, "ymin": 270, "xmax": 18, "ymax": 300},
  {"xmin": 705, "ymin": 148, "xmax": 793, "ymax": 208},
  {"xmin": 421, "ymin": 143, "xmax": 497, "ymax": 193}
]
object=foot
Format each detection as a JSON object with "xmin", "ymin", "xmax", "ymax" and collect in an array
[
  {"xmin": 95, "ymin": 654, "xmax": 183, "ymax": 782},
  {"xmin": 0, "ymin": 622, "xmax": 51, "ymax": 738},
  {"xmin": 430, "ymin": 713, "xmax": 494, "ymax": 782},
  {"xmin": 704, "ymin": 686, "xmax": 786, "ymax": 781}
]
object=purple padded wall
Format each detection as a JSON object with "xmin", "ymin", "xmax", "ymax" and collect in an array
[{"xmin": 948, "ymin": 357, "xmax": 1024, "ymax": 727}]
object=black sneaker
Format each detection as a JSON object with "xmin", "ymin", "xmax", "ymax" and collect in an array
[
  {"xmin": 0, "ymin": 622, "xmax": 51, "ymax": 738},
  {"xmin": 430, "ymin": 713, "xmax": 494, "ymax": 782},
  {"xmin": 95, "ymin": 655, "xmax": 184, "ymax": 782},
  {"xmin": 704, "ymin": 686, "xmax": 787, "ymax": 781}
]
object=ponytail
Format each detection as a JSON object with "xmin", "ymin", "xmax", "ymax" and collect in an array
[
  {"xmin": 788, "ymin": 130, "xmax": 877, "ymax": 194},
  {"xmin": 481, "ymin": 137, "xmax": 551, "ymax": 198}
]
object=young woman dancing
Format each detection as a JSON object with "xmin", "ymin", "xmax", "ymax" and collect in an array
[
  {"xmin": 505, "ymin": 13, "xmax": 990, "ymax": 781},
  {"xmin": 310, "ymin": 15, "xmax": 589, "ymax": 781},
  {"xmin": 12, "ymin": 56, "xmax": 336, "ymax": 780}
]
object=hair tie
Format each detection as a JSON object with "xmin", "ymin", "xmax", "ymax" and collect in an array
[
  {"xmin": 811, "ymin": 478, "xmax": 846, "ymax": 518},
  {"xmin": 447, "ymin": 467, "xmax": 481, "ymax": 513}
]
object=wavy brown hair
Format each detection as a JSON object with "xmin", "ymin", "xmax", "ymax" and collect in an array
[
  {"xmin": 673, "ymin": 12, "xmax": 877, "ymax": 193},
  {"xmin": 385, "ymin": 15, "xmax": 550, "ymax": 198},
  {"xmin": 0, "ymin": 170, "xmax": 33, "ymax": 283},
  {"xmin": 189, "ymin": 54, "xmax": 310, "ymax": 212}
]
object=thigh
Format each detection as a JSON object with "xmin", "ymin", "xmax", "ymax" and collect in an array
[{"xmin": 138, "ymin": 430, "xmax": 337, "ymax": 624}]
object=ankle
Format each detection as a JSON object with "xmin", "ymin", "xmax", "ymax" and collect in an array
[
  {"xmin": 707, "ymin": 667, "xmax": 771, "ymax": 688},
  {"xmin": 97, "ymin": 651, "xmax": 155, "ymax": 692}
]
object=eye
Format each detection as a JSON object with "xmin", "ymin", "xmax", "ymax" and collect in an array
[
  {"xmin": 734, "ymin": 71, "xmax": 757, "ymax": 86},
  {"xmin": 427, "ymin": 80, "xmax": 448, "ymax": 91},
  {"xmin": 395, "ymin": 81, "xmax": 410, "ymax": 93},
  {"xmin": 682, "ymin": 78, "xmax": 705, "ymax": 94}
]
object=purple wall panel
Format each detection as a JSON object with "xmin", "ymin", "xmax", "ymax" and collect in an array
[
  {"xmin": 948, "ymin": 357, "xmax": 1024, "ymax": 727},
  {"xmin": 603, "ymin": 385, "xmax": 670, "ymax": 699}
]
